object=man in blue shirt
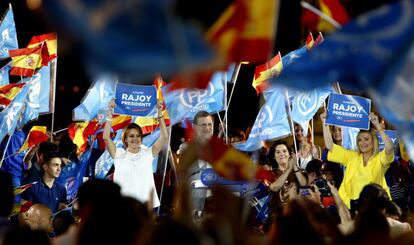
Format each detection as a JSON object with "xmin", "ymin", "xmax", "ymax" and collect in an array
[{"xmin": 21, "ymin": 151, "xmax": 67, "ymax": 213}]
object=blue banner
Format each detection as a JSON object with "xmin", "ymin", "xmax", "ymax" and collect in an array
[
  {"xmin": 234, "ymin": 87, "xmax": 290, "ymax": 152},
  {"xmin": 291, "ymin": 85, "xmax": 333, "ymax": 135},
  {"xmin": 73, "ymin": 75, "xmax": 117, "ymax": 121},
  {"xmin": 0, "ymin": 5, "xmax": 18, "ymax": 59},
  {"xmin": 114, "ymin": 83, "xmax": 156, "ymax": 117},
  {"xmin": 377, "ymin": 130, "xmax": 399, "ymax": 152},
  {"xmin": 326, "ymin": 93, "xmax": 371, "ymax": 130},
  {"xmin": 0, "ymin": 63, "xmax": 10, "ymax": 86}
]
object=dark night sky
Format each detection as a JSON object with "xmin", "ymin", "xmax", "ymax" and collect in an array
[{"xmin": 0, "ymin": 0, "xmax": 397, "ymax": 136}]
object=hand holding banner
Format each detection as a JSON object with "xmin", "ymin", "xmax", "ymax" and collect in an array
[{"xmin": 325, "ymin": 93, "xmax": 371, "ymax": 130}]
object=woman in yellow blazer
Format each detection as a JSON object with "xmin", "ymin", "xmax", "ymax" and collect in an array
[{"xmin": 320, "ymin": 111, "xmax": 394, "ymax": 209}]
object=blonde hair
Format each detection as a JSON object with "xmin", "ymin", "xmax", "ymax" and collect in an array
[{"xmin": 356, "ymin": 130, "xmax": 379, "ymax": 156}]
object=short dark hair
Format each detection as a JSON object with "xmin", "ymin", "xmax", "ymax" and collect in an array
[
  {"xmin": 38, "ymin": 141, "xmax": 59, "ymax": 156},
  {"xmin": 305, "ymin": 159, "xmax": 323, "ymax": 175},
  {"xmin": 43, "ymin": 151, "xmax": 61, "ymax": 164},
  {"xmin": 268, "ymin": 140, "xmax": 293, "ymax": 167},
  {"xmin": 358, "ymin": 183, "xmax": 390, "ymax": 211},
  {"xmin": 192, "ymin": 111, "xmax": 212, "ymax": 125}
]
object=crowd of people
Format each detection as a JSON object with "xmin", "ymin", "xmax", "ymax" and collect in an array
[{"xmin": 0, "ymin": 104, "xmax": 414, "ymax": 244}]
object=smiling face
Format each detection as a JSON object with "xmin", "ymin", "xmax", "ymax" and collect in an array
[
  {"xmin": 194, "ymin": 116, "xmax": 214, "ymax": 143},
  {"xmin": 357, "ymin": 131, "xmax": 374, "ymax": 155},
  {"xmin": 124, "ymin": 128, "xmax": 142, "ymax": 151},
  {"xmin": 274, "ymin": 144, "xmax": 290, "ymax": 167},
  {"xmin": 294, "ymin": 124, "xmax": 304, "ymax": 142}
]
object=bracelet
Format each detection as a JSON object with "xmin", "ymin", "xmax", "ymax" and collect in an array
[{"xmin": 294, "ymin": 169, "xmax": 301, "ymax": 173}]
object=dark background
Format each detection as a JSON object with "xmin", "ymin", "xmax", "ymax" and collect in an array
[{"xmin": 0, "ymin": 0, "xmax": 396, "ymax": 137}]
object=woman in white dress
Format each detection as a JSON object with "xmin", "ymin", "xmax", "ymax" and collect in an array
[{"xmin": 103, "ymin": 100, "xmax": 168, "ymax": 208}]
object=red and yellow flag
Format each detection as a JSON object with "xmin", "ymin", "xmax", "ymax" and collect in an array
[
  {"xmin": 9, "ymin": 46, "xmax": 43, "ymax": 77},
  {"xmin": 306, "ymin": 32, "xmax": 315, "ymax": 50},
  {"xmin": 252, "ymin": 52, "xmax": 283, "ymax": 94},
  {"xmin": 301, "ymin": 0, "xmax": 349, "ymax": 33},
  {"xmin": 13, "ymin": 182, "xmax": 37, "ymax": 195},
  {"xmin": 135, "ymin": 75, "xmax": 170, "ymax": 134},
  {"xmin": 206, "ymin": 0, "xmax": 278, "ymax": 64},
  {"xmin": 27, "ymin": 33, "xmax": 57, "ymax": 62},
  {"xmin": 0, "ymin": 83, "xmax": 26, "ymax": 108},
  {"xmin": 68, "ymin": 121, "xmax": 99, "ymax": 153},
  {"xmin": 19, "ymin": 126, "xmax": 49, "ymax": 153},
  {"xmin": 201, "ymin": 137, "xmax": 264, "ymax": 181}
]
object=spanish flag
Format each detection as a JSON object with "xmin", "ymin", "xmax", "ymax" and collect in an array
[
  {"xmin": 201, "ymin": 137, "xmax": 266, "ymax": 181},
  {"xmin": 27, "ymin": 33, "xmax": 57, "ymax": 61},
  {"xmin": 306, "ymin": 32, "xmax": 315, "ymax": 50},
  {"xmin": 68, "ymin": 121, "xmax": 99, "ymax": 153},
  {"xmin": 135, "ymin": 75, "xmax": 170, "ymax": 133},
  {"xmin": 252, "ymin": 52, "xmax": 283, "ymax": 94},
  {"xmin": 301, "ymin": 0, "xmax": 349, "ymax": 33},
  {"xmin": 13, "ymin": 182, "xmax": 37, "ymax": 195},
  {"xmin": 0, "ymin": 83, "xmax": 26, "ymax": 108},
  {"xmin": 206, "ymin": 0, "xmax": 278, "ymax": 64},
  {"xmin": 9, "ymin": 46, "xmax": 43, "ymax": 77},
  {"xmin": 19, "ymin": 126, "xmax": 49, "ymax": 153}
]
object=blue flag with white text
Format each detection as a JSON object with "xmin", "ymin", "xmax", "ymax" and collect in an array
[
  {"xmin": 0, "ymin": 5, "xmax": 18, "ymax": 59},
  {"xmin": 291, "ymin": 85, "xmax": 333, "ymax": 135},
  {"xmin": 272, "ymin": 0, "xmax": 414, "ymax": 93},
  {"xmin": 0, "ymin": 63, "xmax": 10, "ymax": 85},
  {"xmin": 73, "ymin": 75, "xmax": 117, "ymax": 121}
]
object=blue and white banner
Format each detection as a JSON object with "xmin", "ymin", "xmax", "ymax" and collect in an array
[
  {"xmin": 73, "ymin": 75, "xmax": 117, "ymax": 121},
  {"xmin": 377, "ymin": 130, "xmax": 399, "ymax": 152},
  {"xmin": 342, "ymin": 126, "xmax": 360, "ymax": 151},
  {"xmin": 326, "ymin": 93, "xmax": 371, "ymax": 130},
  {"xmin": 114, "ymin": 83, "xmax": 156, "ymax": 117},
  {"xmin": 234, "ymin": 87, "xmax": 290, "ymax": 152},
  {"xmin": 0, "ymin": 63, "xmax": 11, "ymax": 86},
  {"xmin": 291, "ymin": 85, "xmax": 333, "ymax": 135},
  {"xmin": 0, "ymin": 5, "xmax": 18, "ymax": 59}
]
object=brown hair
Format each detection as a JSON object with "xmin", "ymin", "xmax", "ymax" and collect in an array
[{"xmin": 122, "ymin": 123, "xmax": 143, "ymax": 148}]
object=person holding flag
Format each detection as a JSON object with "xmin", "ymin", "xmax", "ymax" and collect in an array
[
  {"xmin": 320, "ymin": 111, "xmax": 394, "ymax": 209},
  {"xmin": 103, "ymin": 99, "xmax": 167, "ymax": 208}
]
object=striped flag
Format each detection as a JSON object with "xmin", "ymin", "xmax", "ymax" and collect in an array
[
  {"xmin": 206, "ymin": 0, "xmax": 279, "ymax": 64},
  {"xmin": 0, "ymin": 83, "xmax": 25, "ymax": 108},
  {"xmin": 13, "ymin": 182, "xmax": 37, "ymax": 195},
  {"xmin": 19, "ymin": 126, "xmax": 49, "ymax": 153},
  {"xmin": 135, "ymin": 75, "xmax": 170, "ymax": 134},
  {"xmin": 27, "ymin": 33, "xmax": 57, "ymax": 61},
  {"xmin": 9, "ymin": 45, "xmax": 43, "ymax": 77},
  {"xmin": 201, "ymin": 137, "xmax": 265, "ymax": 181},
  {"xmin": 252, "ymin": 52, "xmax": 283, "ymax": 94},
  {"xmin": 68, "ymin": 121, "xmax": 99, "ymax": 153}
]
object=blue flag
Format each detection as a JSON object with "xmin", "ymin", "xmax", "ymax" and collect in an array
[
  {"xmin": 0, "ymin": 85, "xmax": 29, "ymax": 143},
  {"xmin": 342, "ymin": 126, "xmax": 360, "ymax": 151},
  {"xmin": 38, "ymin": 61, "xmax": 54, "ymax": 114},
  {"xmin": 234, "ymin": 87, "xmax": 290, "ymax": 152},
  {"xmin": 42, "ymin": 0, "xmax": 214, "ymax": 83},
  {"xmin": 0, "ymin": 63, "xmax": 11, "ymax": 85},
  {"xmin": 370, "ymin": 30, "xmax": 414, "ymax": 160},
  {"xmin": 291, "ymin": 85, "xmax": 333, "ymax": 135},
  {"xmin": 94, "ymin": 130, "xmax": 123, "ymax": 179},
  {"xmin": 272, "ymin": 0, "xmax": 414, "ymax": 92},
  {"xmin": 73, "ymin": 75, "xmax": 117, "ymax": 121},
  {"xmin": 0, "ymin": 4, "xmax": 18, "ymax": 59}
]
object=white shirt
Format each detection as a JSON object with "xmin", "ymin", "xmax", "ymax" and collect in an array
[{"xmin": 113, "ymin": 146, "xmax": 160, "ymax": 207}]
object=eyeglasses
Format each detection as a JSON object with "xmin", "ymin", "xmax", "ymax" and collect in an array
[{"xmin": 196, "ymin": 123, "xmax": 213, "ymax": 128}]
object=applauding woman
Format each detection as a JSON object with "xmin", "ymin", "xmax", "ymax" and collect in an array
[
  {"xmin": 320, "ymin": 111, "xmax": 394, "ymax": 208},
  {"xmin": 103, "ymin": 100, "xmax": 168, "ymax": 208}
]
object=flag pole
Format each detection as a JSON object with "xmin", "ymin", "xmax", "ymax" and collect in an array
[
  {"xmin": 0, "ymin": 136, "xmax": 12, "ymax": 168},
  {"xmin": 284, "ymin": 89, "xmax": 300, "ymax": 168},
  {"xmin": 50, "ymin": 59, "xmax": 58, "ymax": 142},
  {"xmin": 300, "ymin": 1, "xmax": 342, "ymax": 29},
  {"xmin": 222, "ymin": 71, "xmax": 228, "ymax": 144},
  {"xmin": 158, "ymin": 126, "xmax": 172, "ymax": 215},
  {"xmin": 225, "ymin": 62, "xmax": 242, "ymax": 144}
]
